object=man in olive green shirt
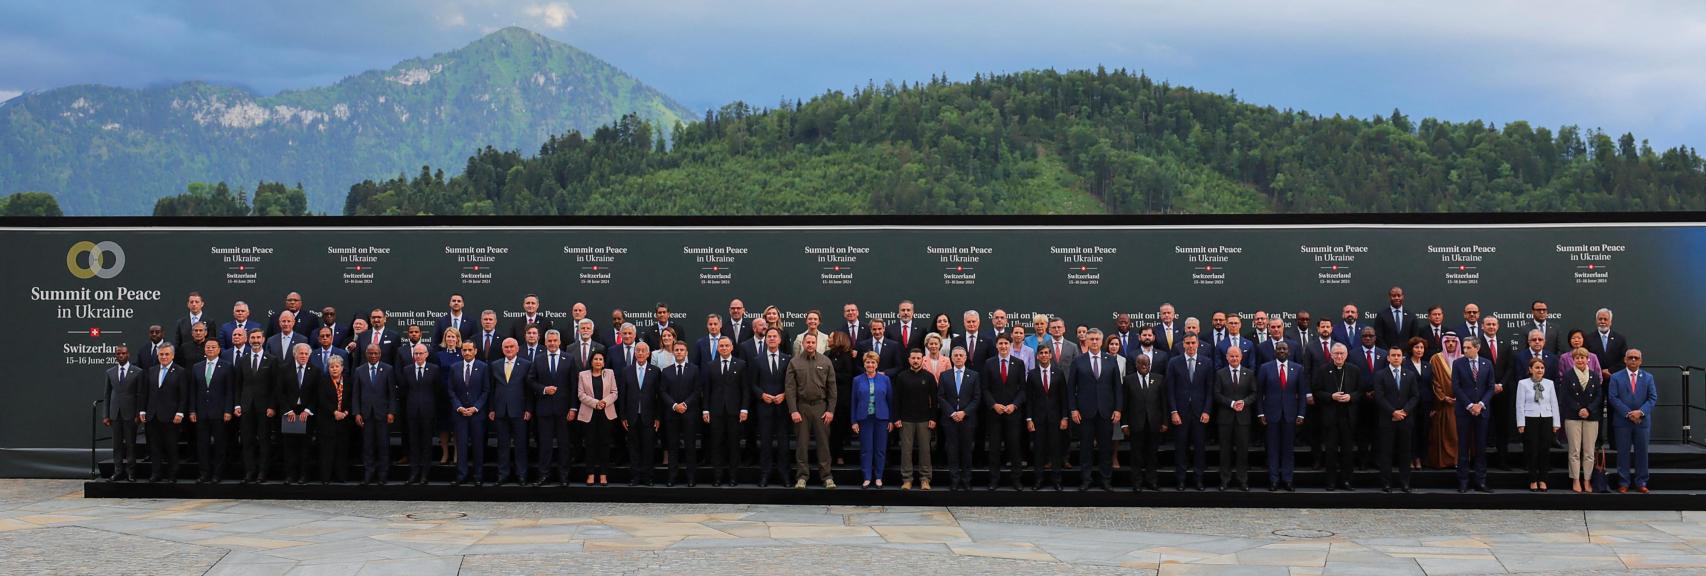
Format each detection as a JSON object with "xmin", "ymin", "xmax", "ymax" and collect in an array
[{"xmin": 786, "ymin": 332, "xmax": 838, "ymax": 488}]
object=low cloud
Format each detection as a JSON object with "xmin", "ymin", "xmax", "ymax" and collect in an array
[{"xmin": 524, "ymin": 2, "xmax": 575, "ymax": 29}]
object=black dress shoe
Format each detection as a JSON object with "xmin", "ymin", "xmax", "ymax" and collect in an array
[
  {"xmin": 474, "ymin": 480, "xmax": 484, "ymax": 487},
  {"xmin": 1325, "ymin": 485, "xmax": 1336, "ymax": 492},
  {"xmin": 1194, "ymin": 482, "xmax": 1205, "ymax": 492},
  {"xmin": 1401, "ymin": 486, "xmax": 1413, "ymax": 493},
  {"xmin": 1078, "ymin": 482, "xmax": 1091, "ymax": 492},
  {"xmin": 1099, "ymin": 480, "xmax": 1114, "ymax": 492},
  {"xmin": 1052, "ymin": 481, "xmax": 1063, "ymax": 492},
  {"xmin": 1175, "ymin": 485, "xmax": 1186, "ymax": 492},
  {"xmin": 1382, "ymin": 486, "xmax": 1392, "ymax": 493},
  {"xmin": 988, "ymin": 483, "xmax": 999, "ymax": 491},
  {"xmin": 1457, "ymin": 487, "xmax": 1468, "ymax": 493},
  {"xmin": 1284, "ymin": 483, "xmax": 1295, "ymax": 492},
  {"xmin": 1268, "ymin": 485, "xmax": 1278, "ymax": 492},
  {"xmin": 1032, "ymin": 482, "xmax": 1045, "ymax": 491},
  {"xmin": 1239, "ymin": 483, "xmax": 1250, "ymax": 492},
  {"xmin": 1476, "ymin": 485, "xmax": 1493, "ymax": 493},
  {"xmin": 1340, "ymin": 483, "xmax": 1355, "ymax": 492},
  {"xmin": 688, "ymin": 480, "xmax": 697, "ymax": 487}
]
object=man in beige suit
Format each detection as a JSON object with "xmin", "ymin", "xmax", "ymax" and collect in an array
[{"xmin": 786, "ymin": 332, "xmax": 838, "ymax": 488}]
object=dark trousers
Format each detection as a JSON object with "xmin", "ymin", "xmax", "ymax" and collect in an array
[
  {"xmin": 1356, "ymin": 393, "xmax": 1376, "ymax": 467},
  {"xmin": 584, "ymin": 416, "xmax": 612, "ymax": 476},
  {"xmin": 1173, "ymin": 418, "xmax": 1207, "ymax": 486},
  {"xmin": 628, "ymin": 417, "xmax": 657, "ymax": 482},
  {"xmin": 195, "ymin": 417, "xmax": 228, "ymax": 480},
  {"xmin": 318, "ymin": 418, "xmax": 352, "ymax": 482},
  {"xmin": 942, "ymin": 416, "xmax": 976, "ymax": 485},
  {"xmin": 1523, "ymin": 416, "xmax": 1553, "ymax": 483},
  {"xmin": 1320, "ymin": 406, "xmax": 1356, "ymax": 485},
  {"xmin": 1456, "ymin": 409, "xmax": 1490, "ymax": 488},
  {"xmin": 239, "ymin": 413, "xmax": 271, "ymax": 480},
  {"xmin": 1078, "ymin": 416, "xmax": 1114, "ymax": 483},
  {"xmin": 112, "ymin": 417, "xmax": 140, "ymax": 478},
  {"xmin": 1217, "ymin": 418, "xmax": 1251, "ymax": 486},
  {"xmin": 1378, "ymin": 418, "xmax": 1414, "ymax": 488},
  {"xmin": 1492, "ymin": 387, "xmax": 1516, "ymax": 466},
  {"xmin": 281, "ymin": 418, "xmax": 311, "ymax": 481},
  {"xmin": 1266, "ymin": 417, "xmax": 1298, "ymax": 485},
  {"xmin": 1126, "ymin": 421, "xmax": 1161, "ymax": 487},
  {"xmin": 452, "ymin": 414, "xmax": 485, "ymax": 481},
  {"xmin": 985, "ymin": 411, "xmax": 1023, "ymax": 483},
  {"xmin": 145, "ymin": 419, "xmax": 181, "ymax": 480},
  {"xmin": 1306, "ymin": 401, "xmax": 1324, "ymax": 468},
  {"xmin": 535, "ymin": 414, "xmax": 572, "ymax": 482},
  {"xmin": 407, "ymin": 409, "xmax": 435, "ymax": 479},
  {"xmin": 708, "ymin": 411, "xmax": 742, "ymax": 482},
  {"xmin": 664, "ymin": 413, "xmax": 698, "ymax": 481},
  {"xmin": 1031, "ymin": 415, "xmax": 1065, "ymax": 484},
  {"xmin": 359, "ymin": 417, "xmax": 390, "ymax": 482},
  {"xmin": 754, "ymin": 406, "xmax": 789, "ymax": 482},
  {"xmin": 492, "ymin": 415, "xmax": 527, "ymax": 481}
]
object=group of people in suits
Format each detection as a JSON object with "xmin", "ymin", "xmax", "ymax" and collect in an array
[{"xmin": 103, "ymin": 288, "xmax": 1656, "ymax": 494}]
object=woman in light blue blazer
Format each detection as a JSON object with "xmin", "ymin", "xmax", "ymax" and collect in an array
[{"xmin": 851, "ymin": 351, "xmax": 897, "ymax": 488}]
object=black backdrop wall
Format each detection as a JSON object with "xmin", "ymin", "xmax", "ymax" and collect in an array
[{"xmin": 5, "ymin": 215, "xmax": 1702, "ymax": 477}]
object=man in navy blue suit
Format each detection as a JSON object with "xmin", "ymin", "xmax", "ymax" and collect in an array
[
  {"xmin": 399, "ymin": 343, "xmax": 441, "ymax": 485},
  {"xmin": 1257, "ymin": 341, "xmax": 1306, "ymax": 491},
  {"xmin": 190, "ymin": 339, "xmax": 234, "ymax": 483},
  {"xmin": 1165, "ymin": 334, "xmax": 1213, "ymax": 491},
  {"xmin": 1373, "ymin": 286, "xmax": 1417, "ymax": 350},
  {"xmin": 433, "ymin": 293, "xmax": 473, "ymax": 345},
  {"xmin": 448, "ymin": 341, "xmax": 489, "ymax": 486},
  {"xmin": 1452, "ymin": 338, "xmax": 1497, "ymax": 492},
  {"xmin": 486, "ymin": 338, "xmax": 532, "ymax": 485},
  {"xmin": 856, "ymin": 319, "xmax": 902, "ymax": 373},
  {"xmin": 1333, "ymin": 303, "xmax": 1364, "ymax": 347},
  {"xmin": 938, "ymin": 346, "xmax": 981, "ymax": 491},
  {"xmin": 1373, "ymin": 347, "xmax": 1421, "ymax": 492},
  {"xmin": 1609, "ymin": 349, "xmax": 1657, "ymax": 492},
  {"xmin": 620, "ymin": 342, "xmax": 662, "ymax": 486},
  {"xmin": 530, "ymin": 330, "xmax": 576, "ymax": 486},
  {"xmin": 1069, "ymin": 330, "xmax": 1121, "ymax": 491},
  {"xmin": 352, "ymin": 344, "xmax": 397, "ymax": 485},
  {"xmin": 309, "ymin": 326, "xmax": 350, "ymax": 375},
  {"xmin": 1216, "ymin": 315, "xmax": 1256, "ymax": 370},
  {"xmin": 219, "ymin": 300, "xmax": 263, "ymax": 350}
]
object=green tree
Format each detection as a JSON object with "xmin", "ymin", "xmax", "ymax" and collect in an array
[
  {"xmin": 0, "ymin": 192, "xmax": 63, "ymax": 217},
  {"xmin": 153, "ymin": 182, "xmax": 249, "ymax": 216}
]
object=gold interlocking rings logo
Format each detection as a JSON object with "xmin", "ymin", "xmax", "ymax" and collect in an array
[{"xmin": 66, "ymin": 241, "xmax": 126, "ymax": 279}]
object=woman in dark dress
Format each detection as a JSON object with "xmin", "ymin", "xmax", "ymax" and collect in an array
[
  {"xmin": 432, "ymin": 328, "xmax": 464, "ymax": 464},
  {"xmin": 827, "ymin": 331, "xmax": 858, "ymax": 465}
]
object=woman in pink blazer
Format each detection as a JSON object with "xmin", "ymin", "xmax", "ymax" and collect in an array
[{"xmin": 577, "ymin": 351, "xmax": 618, "ymax": 485}]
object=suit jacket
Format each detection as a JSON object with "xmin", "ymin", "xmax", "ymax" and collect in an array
[
  {"xmin": 1164, "ymin": 353, "xmax": 1213, "ymax": 418},
  {"xmin": 1514, "ymin": 348, "xmax": 1560, "ymax": 386},
  {"xmin": 784, "ymin": 352, "xmax": 837, "ymax": 415},
  {"xmin": 1313, "ymin": 362, "xmax": 1366, "ymax": 413},
  {"xmin": 469, "ymin": 330, "xmax": 504, "ymax": 363},
  {"xmin": 642, "ymin": 322, "xmax": 687, "ymax": 352},
  {"xmin": 937, "ymin": 367, "xmax": 981, "ymax": 418},
  {"xmin": 836, "ymin": 321, "xmax": 868, "ymax": 348},
  {"xmin": 1371, "ymin": 364, "xmax": 1421, "ymax": 420},
  {"xmin": 486, "ymin": 357, "xmax": 532, "ymax": 419},
  {"xmin": 606, "ymin": 342, "xmax": 641, "ymax": 375},
  {"xmin": 856, "ymin": 337, "xmax": 903, "ymax": 373},
  {"xmin": 266, "ymin": 308, "xmax": 320, "ymax": 340},
  {"xmin": 659, "ymin": 361, "xmax": 700, "ymax": 412},
  {"xmin": 568, "ymin": 339, "xmax": 606, "ymax": 374},
  {"xmin": 576, "ymin": 369, "xmax": 619, "ymax": 421},
  {"xmin": 1346, "ymin": 345, "xmax": 1383, "ymax": 384},
  {"xmin": 1041, "ymin": 338, "xmax": 1080, "ymax": 368},
  {"xmin": 1255, "ymin": 338, "xmax": 1299, "ymax": 368},
  {"xmin": 323, "ymin": 320, "xmax": 354, "ymax": 351},
  {"xmin": 1332, "ymin": 321, "xmax": 1366, "ymax": 347},
  {"xmin": 1301, "ymin": 337, "xmax": 1335, "ymax": 378},
  {"xmin": 275, "ymin": 362, "xmax": 320, "ymax": 414},
  {"xmin": 1584, "ymin": 330, "xmax": 1629, "ymax": 376},
  {"xmin": 1068, "ymin": 353, "xmax": 1122, "ymax": 419},
  {"xmin": 849, "ymin": 372, "xmax": 896, "ymax": 421},
  {"xmin": 721, "ymin": 317, "xmax": 755, "ymax": 344},
  {"xmin": 1557, "ymin": 368, "xmax": 1603, "ymax": 421},
  {"xmin": 315, "ymin": 374, "xmax": 352, "ymax": 417},
  {"xmin": 888, "ymin": 320, "xmax": 928, "ymax": 351},
  {"xmin": 174, "ymin": 340, "xmax": 211, "ymax": 370},
  {"xmin": 1151, "ymin": 322, "xmax": 1183, "ymax": 353},
  {"xmin": 750, "ymin": 348, "xmax": 790, "ymax": 398},
  {"xmin": 190, "ymin": 358, "xmax": 235, "ymax": 418},
  {"xmin": 505, "ymin": 315, "xmax": 554, "ymax": 346},
  {"xmin": 174, "ymin": 315, "xmax": 216, "ymax": 350},
  {"xmin": 264, "ymin": 332, "xmax": 309, "ymax": 364},
  {"xmin": 1121, "ymin": 370, "xmax": 1165, "ymax": 431},
  {"xmin": 1608, "ymin": 369, "xmax": 1658, "ymax": 427},
  {"xmin": 1451, "ymin": 356, "xmax": 1497, "ymax": 414},
  {"xmin": 353, "ymin": 328, "xmax": 401, "ymax": 364},
  {"xmin": 1419, "ymin": 324, "xmax": 1447, "ymax": 358},
  {"xmin": 1131, "ymin": 346, "xmax": 1169, "ymax": 376},
  {"xmin": 981, "ymin": 355, "xmax": 1027, "ymax": 408},
  {"xmin": 142, "ymin": 363, "xmax": 190, "ymax": 418},
  {"xmin": 399, "ymin": 362, "xmax": 441, "ymax": 418},
  {"xmin": 529, "ymin": 351, "xmax": 576, "ymax": 417},
  {"xmin": 448, "ymin": 359, "xmax": 489, "ymax": 412},
  {"xmin": 1215, "ymin": 336, "xmax": 1256, "ymax": 370},
  {"xmin": 392, "ymin": 340, "xmax": 427, "ymax": 369},
  {"xmin": 106, "ymin": 363, "xmax": 145, "ymax": 420},
  {"xmin": 1374, "ymin": 308, "xmax": 1417, "ymax": 350},
  {"xmin": 219, "ymin": 319, "xmax": 263, "ymax": 350},
  {"xmin": 433, "ymin": 313, "xmax": 474, "ymax": 345},
  {"xmin": 137, "ymin": 340, "xmax": 168, "ymax": 370},
  {"xmin": 1212, "ymin": 365, "xmax": 1258, "ymax": 425},
  {"xmin": 351, "ymin": 361, "xmax": 397, "ymax": 419},
  {"xmin": 619, "ymin": 362, "xmax": 661, "ymax": 423},
  {"xmin": 1257, "ymin": 360, "xmax": 1308, "ymax": 421},
  {"xmin": 952, "ymin": 330, "xmax": 998, "ymax": 369},
  {"xmin": 700, "ymin": 356, "xmax": 749, "ymax": 416},
  {"xmin": 690, "ymin": 335, "xmax": 722, "ymax": 371},
  {"xmin": 1026, "ymin": 363, "xmax": 1068, "ymax": 425},
  {"xmin": 1524, "ymin": 321, "xmax": 1563, "ymax": 356}
]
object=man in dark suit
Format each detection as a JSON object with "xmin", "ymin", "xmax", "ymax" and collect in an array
[
  {"xmin": 320, "ymin": 307, "xmax": 353, "ymax": 352},
  {"xmin": 142, "ymin": 343, "xmax": 190, "ymax": 482},
  {"xmin": 309, "ymin": 326, "xmax": 350, "ymax": 375},
  {"xmin": 448, "ymin": 341, "xmax": 489, "ymax": 485},
  {"xmin": 620, "ymin": 342, "xmax": 662, "ymax": 485},
  {"xmin": 1026, "ymin": 345, "xmax": 1068, "ymax": 490},
  {"xmin": 1258, "ymin": 342, "xmax": 1307, "ymax": 491},
  {"xmin": 1525, "ymin": 299, "xmax": 1562, "ymax": 356},
  {"xmin": 1585, "ymin": 308, "xmax": 1629, "ymax": 382},
  {"xmin": 1284, "ymin": 310, "xmax": 1313, "ymax": 344},
  {"xmin": 233, "ymin": 330, "xmax": 276, "ymax": 483},
  {"xmin": 266, "ymin": 312, "xmax": 309, "ymax": 366},
  {"xmin": 399, "ymin": 343, "xmax": 441, "ymax": 485},
  {"xmin": 1132, "ymin": 327, "xmax": 1169, "ymax": 377},
  {"xmin": 530, "ymin": 330, "xmax": 574, "ymax": 486},
  {"xmin": 219, "ymin": 300, "xmax": 263, "ymax": 350},
  {"xmin": 352, "ymin": 344, "xmax": 397, "ymax": 485},
  {"xmin": 485, "ymin": 338, "xmax": 531, "ymax": 485},
  {"xmin": 177, "ymin": 323, "xmax": 212, "ymax": 370},
  {"xmin": 659, "ymin": 340, "xmax": 700, "ymax": 486},
  {"xmin": 721, "ymin": 299, "xmax": 754, "ymax": 344},
  {"xmin": 700, "ymin": 336, "xmax": 748, "ymax": 486},
  {"xmin": 608, "ymin": 324, "xmax": 642, "ymax": 375},
  {"xmin": 1373, "ymin": 347, "xmax": 1421, "ymax": 492},
  {"xmin": 1121, "ymin": 354, "xmax": 1165, "ymax": 491},
  {"xmin": 1215, "ymin": 316, "xmax": 1256, "ymax": 370},
  {"xmin": 749, "ymin": 328, "xmax": 791, "ymax": 486},
  {"xmin": 1068, "ymin": 330, "xmax": 1122, "ymax": 491},
  {"xmin": 737, "ymin": 317, "xmax": 769, "ymax": 364},
  {"xmin": 857, "ymin": 319, "xmax": 902, "ymax": 373},
  {"xmin": 889, "ymin": 300, "xmax": 927, "ymax": 352},
  {"xmin": 275, "ymin": 343, "xmax": 318, "ymax": 484},
  {"xmin": 472, "ymin": 310, "xmax": 504, "ymax": 364},
  {"xmin": 1300, "ymin": 319, "xmax": 1334, "ymax": 377},
  {"xmin": 1516, "ymin": 329, "xmax": 1560, "ymax": 385},
  {"xmin": 571, "ymin": 318, "xmax": 606, "ymax": 373},
  {"xmin": 983, "ymin": 335, "xmax": 1027, "ymax": 490},
  {"xmin": 1374, "ymin": 286, "xmax": 1417, "ymax": 350},
  {"xmin": 138, "ymin": 325, "xmax": 167, "ymax": 370},
  {"xmin": 1110, "ymin": 313, "xmax": 1138, "ymax": 361},
  {"xmin": 1480, "ymin": 315, "xmax": 1519, "ymax": 470},
  {"xmin": 174, "ymin": 292, "xmax": 216, "ymax": 351},
  {"xmin": 190, "ymin": 340, "xmax": 234, "ymax": 483},
  {"xmin": 1332, "ymin": 304, "xmax": 1364, "ymax": 347},
  {"xmin": 394, "ymin": 325, "xmax": 427, "ymax": 369},
  {"xmin": 839, "ymin": 303, "xmax": 866, "ymax": 345},
  {"xmin": 505, "ymin": 294, "xmax": 554, "ymax": 345},
  {"xmin": 1165, "ymin": 335, "xmax": 1213, "ymax": 490},
  {"xmin": 954, "ymin": 310, "xmax": 996, "ymax": 371},
  {"xmin": 1453, "ymin": 338, "xmax": 1497, "ymax": 492},
  {"xmin": 1609, "ymin": 349, "xmax": 1657, "ymax": 492},
  {"xmin": 1255, "ymin": 322, "xmax": 1297, "ymax": 369},
  {"xmin": 1315, "ymin": 343, "xmax": 1362, "ymax": 490},
  {"xmin": 1213, "ymin": 347, "xmax": 1257, "ymax": 491},
  {"xmin": 103, "ymin": 345, "xmax": 145, "ymax": 481},
  {"xmin": 1420, "ymin": 306, "xmax": 1448, "ymax": 358},
  {"xmin": 643, "ymin": 302, "xmax": 686, "ymax": 352},
  {"xmin": 1346, "ymin": 326, "xmax": 1382, "ymax": 468},
  {"xmin": 1152, "ymin": 303, "xmax": 1181, "ymax": 352},
  {"xmin": 356, "ymin": 308, "xmax": 401, "ymax": 365},
  {"xmin": 938, "ymin": 346, "xmax": 981, "ymax": 491},
  {"xmin": 265, "ymin": 292, "xmax": 318, "ymax": 339},
  {"xmin": 434, "ymin": 293, "xmax": 473, "ymax": 344},
  {"xmin": 1458, "ymin": 303, "xmax": 1484, "ymax": 345},
  {"xmin": 692, "ymin": 315, "xmax": 724, "ymax": 368},
  {"xmin": 594, "ymin": 309, "xmax": 624, "ymax": 349}
]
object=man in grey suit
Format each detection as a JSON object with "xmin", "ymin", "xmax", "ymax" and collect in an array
[
  {"xmin": 1045, "ymin": 317, "xmax": 1080, "ymax": 367},
  {"xmin": 785, "ymin": 332, "xmax": 838, "ymax": 489},
  {"xmin": 103, "ymin": 345, "xmax": 145, "ymax": 481},
  {"xmin": 1214, "ymin": 347, "xmax": 1259, "ymax": 491}
]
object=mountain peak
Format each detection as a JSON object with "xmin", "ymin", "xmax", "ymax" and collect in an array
[{"xmin": 466, "ymin": 26, "xmax": 557, "ymax": 51}]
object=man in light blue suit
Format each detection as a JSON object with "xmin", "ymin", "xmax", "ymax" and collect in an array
[{"xmin": 1608, "ymin": 348, "xmax": 1657, "ymax": 493}]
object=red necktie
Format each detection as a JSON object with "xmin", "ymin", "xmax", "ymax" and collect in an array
[
  {"xmin": 1630, "ymin": 371, "xmax": 1637, "ymax": 395},
  {"xmin": 1366, "ymin": 350, "xmax": 1375, "ymax": 372},
  {"xmin": 1000, "ymin": 359, "xmax": 1008, "ymax": 382},
  {"xmin": 1042, "ymin": 370, "xmax": 1050, "ymax": 394},
  {"xmin": 372, "ymin": 332, "xmax": 379, "ymax": 346},
  {"xmin": 1279, "ymin": 365, "xmax": 1288, "ymax": 390},
  {"xmin": 901, "ymin": 326, "xmax": 909, "ymax": 347}
]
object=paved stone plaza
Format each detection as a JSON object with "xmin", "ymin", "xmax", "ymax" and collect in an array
[{"xmin": 6, "ymin": 480, "xmax": 1706, "ymax": 575}]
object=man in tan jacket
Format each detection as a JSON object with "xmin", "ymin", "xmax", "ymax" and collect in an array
[{"xmin": 786, "ymin": 331, "xmax": 838, "ymax": 488}]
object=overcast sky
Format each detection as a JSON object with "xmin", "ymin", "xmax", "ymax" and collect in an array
[{"xmin": 3, "ymin": 1, "xmax": 1703, "ymax": 148}]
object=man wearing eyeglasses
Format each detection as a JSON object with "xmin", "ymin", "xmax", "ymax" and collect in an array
[
  {"xmin": 1525, "ymin": 300, "xmax": 1562, "ymax": 356},
  {"xmin": 1608, "ymin": 349, "xmax": 1656, "ymax": 493}
]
